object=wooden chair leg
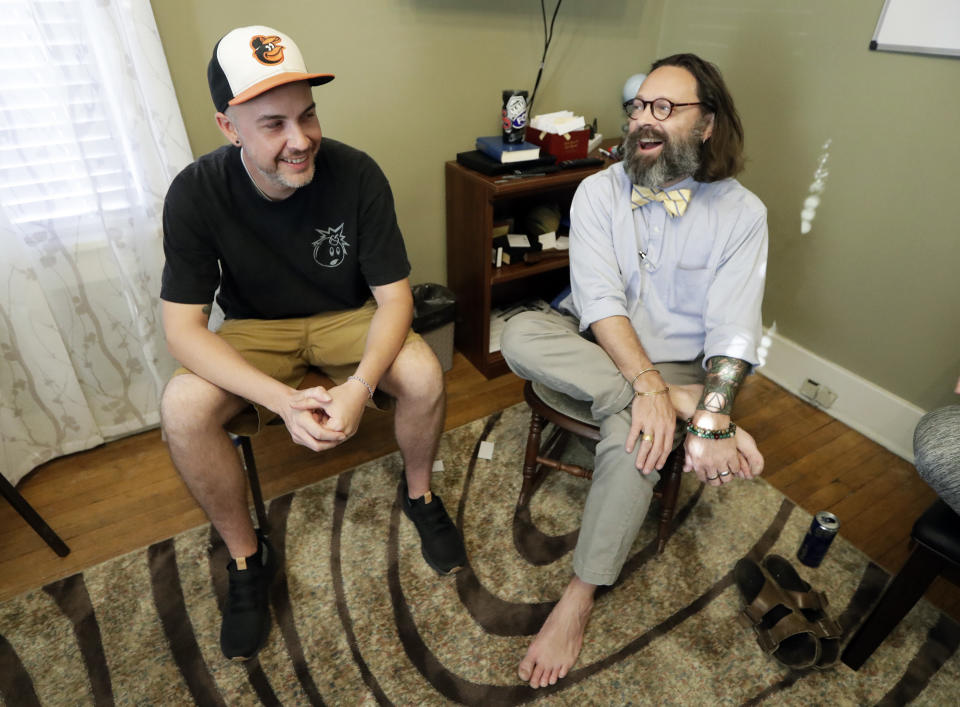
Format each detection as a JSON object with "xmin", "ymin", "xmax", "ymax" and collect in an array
[
  {"xmin": 518, "ymin": 411, "xmax": 545, "ymax": 509},
  {"xmin": 655, "ymin": 447, "xmax": 684, "ymax": 554},
  {"xmin": 0, "ymin": 474, "xmax": 70, "ymax": 557},
  {"xmin": 841, "ymin": 543, "xmax": 945, "ymax": 670},
  {"xmin": 237, "ymin": 436, "xmax": 269, "ymax": 535}
]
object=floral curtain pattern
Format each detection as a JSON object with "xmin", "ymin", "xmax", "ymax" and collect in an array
[{"xmin": 0, "ymin": 0, "xmax": 192, "ymax": 486}]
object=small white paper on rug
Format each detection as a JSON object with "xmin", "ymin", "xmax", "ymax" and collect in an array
[
  {"xmin": 432, "ymin": 460, "xmax": 444, "ymax": 472},
  {"xmin": 478, "ymin": 441, "xmax": 495, "ymax": 460}
]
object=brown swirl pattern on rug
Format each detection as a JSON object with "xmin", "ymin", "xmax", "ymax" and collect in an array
[{"xmin": 1, "ymin": 403, "xmax": 959, "ymax": 705}]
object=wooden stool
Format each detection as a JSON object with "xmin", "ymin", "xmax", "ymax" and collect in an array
[
  {"xmin": 233, "ymin": 369, "xmax": 336, "ymax": 536},
  {"xmin": 841, "ymin": 499, "xmax": 960, "ymax": 670},
  {"xmin": 518, "ymin": 380, "xmax": 684, "ymax": 554}
]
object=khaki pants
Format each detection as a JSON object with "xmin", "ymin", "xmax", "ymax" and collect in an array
[
  {"xmin": 500, "ymin": 309, "xmax": 704, "ymax": 585},
  {"xmin": 172, "ymin": 300, "xmax": 420, "ymax": 435}
]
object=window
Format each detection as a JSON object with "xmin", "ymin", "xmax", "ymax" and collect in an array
[{"xmin": 0, "ymin": 0, "xmax": 138, "ymax": 234}]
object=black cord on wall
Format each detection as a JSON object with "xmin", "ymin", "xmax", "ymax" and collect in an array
[{"xmin": 526, "ymin": 0, "xmax": 563, "ymax": 120}]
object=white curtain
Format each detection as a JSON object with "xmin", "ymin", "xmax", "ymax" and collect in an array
[{"xmin": 0, "ymin": 0, "xmax": 192, "ymax": 486}]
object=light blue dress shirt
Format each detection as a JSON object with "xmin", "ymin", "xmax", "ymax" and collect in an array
[{"xmin": 563, "ymin": 162, "xmax": 768, "ymax": 366}]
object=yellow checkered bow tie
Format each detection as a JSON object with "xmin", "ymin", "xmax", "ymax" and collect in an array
[{"xmin": 631, "ymin": 185, "xmax": 692, "ymax": 218}]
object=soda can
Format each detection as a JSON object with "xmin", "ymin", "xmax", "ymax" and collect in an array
[
  {"xmin": 796, "ymin": 511, "xmax": 840, "ymax": 568},
  {"xmin": 502, "ymin": 90, "xmax": 528, "ymax": 144}
]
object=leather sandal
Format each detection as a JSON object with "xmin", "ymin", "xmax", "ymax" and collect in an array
[
  {"xmin": 762, "ymin": 554, "xmax": 842, "ymax": 669},
  {"xmin": 734, "ymin": 556, "xmax": 821, "ymax": 670}
]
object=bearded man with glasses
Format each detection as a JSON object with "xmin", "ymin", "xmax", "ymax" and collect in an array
[{"xmin": 501, "ymin": 53, "xmax": 768, "ymax": 689}]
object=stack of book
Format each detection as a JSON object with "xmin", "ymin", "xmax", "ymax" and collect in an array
[
  {"xmin": 456, "ymin": 136, "xmax": 556, "ymax": 176},
  {"xmin": 475, "ymin": 136, "xmax": 541, "ymax": 163}
]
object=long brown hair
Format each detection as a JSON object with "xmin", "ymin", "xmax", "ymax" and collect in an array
[{"xmin": 651, "ymin": 53, "xmax": 744, "ymax": 182}]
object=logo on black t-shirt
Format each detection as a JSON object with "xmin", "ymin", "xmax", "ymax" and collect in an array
[{"xmin": 312, "ymin": 223, "xmax": 349, "ymax": 268}]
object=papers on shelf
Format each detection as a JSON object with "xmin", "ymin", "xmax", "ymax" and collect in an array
[
  {"xmin": 538, "ymin": 231, "xmax": 557, "ymax": 250},
  {"xmin": 489, "ymin": 299, "xmax": 553, "ymax": 353},
  {"xmin": 529, "ymin": 110, "xmax": 587, "ymax": 135}
]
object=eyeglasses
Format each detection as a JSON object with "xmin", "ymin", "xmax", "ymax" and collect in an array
[{"xmin": 622, "ymin": 97, "xmax": 702, "ymax": 121}]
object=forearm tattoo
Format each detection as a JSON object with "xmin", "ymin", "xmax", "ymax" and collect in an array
[{"xmin": 697, "ymin": 356, "xmax": 749, "ymax": 416}]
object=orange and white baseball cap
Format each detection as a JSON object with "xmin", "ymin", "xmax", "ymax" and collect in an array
[{"xmin": 207, "ymin": 26, "xmax": 334, "ymax": 112}]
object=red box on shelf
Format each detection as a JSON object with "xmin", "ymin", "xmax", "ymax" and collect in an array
[{"xmin": 524, "ymin": 127, "xmax": 589, "ymax": 161}]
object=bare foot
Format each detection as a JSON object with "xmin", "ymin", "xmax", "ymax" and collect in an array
[
  {"xmin": 518, "ymin": 576, "xmax": 596, "ymax": 688},
  {"xmin": 734, "ymin": 427, "xmax": 764, "ymax": 479}
]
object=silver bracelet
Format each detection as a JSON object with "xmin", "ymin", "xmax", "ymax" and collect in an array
[{"xmin": 346, "ymin": 374, "xmax": 374, "ymax": 400}]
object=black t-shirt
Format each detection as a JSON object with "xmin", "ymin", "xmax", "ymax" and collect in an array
[{"xmin": 160, "ymin": 138, "xmax": 410, "ymax": 319}]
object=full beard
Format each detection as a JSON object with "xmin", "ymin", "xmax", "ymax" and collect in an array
[{"xmin": 622, "ymin": 121, "xmax": 704, "ymax": 189}]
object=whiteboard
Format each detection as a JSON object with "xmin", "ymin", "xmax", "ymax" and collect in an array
[{"xmin": 871, "ymin": 0, "xmax": 960, "ymax": 57}]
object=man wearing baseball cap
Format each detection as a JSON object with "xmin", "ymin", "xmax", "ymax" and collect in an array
[{"xmin": 159, "ymin": 26, "xmax": 466, "ymax": 661}]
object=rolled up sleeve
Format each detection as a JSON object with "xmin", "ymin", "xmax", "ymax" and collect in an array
[
  {"xmin": 702, "ymin": 205, "xmax": 768, "ymax": 366},
  {"xmin": 569, "ymin": 178, "xmax": 631, "ymax": 331}
]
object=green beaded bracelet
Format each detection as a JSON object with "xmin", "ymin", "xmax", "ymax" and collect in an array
[{"xmin": 686, "ymin": 418, "xmax": 737, "ymax": 440}]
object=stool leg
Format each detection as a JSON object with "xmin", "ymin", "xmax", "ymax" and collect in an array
[
  {"xmin": 519, "ymin": 411, "xmax": 545, "ymax": 509},
  {"xmin": 237, "ymin": 436, "xmax": 269, "ymax": 535},
  {"xmin": 655, "ymin": 448, "xmax": 683, "ymax": 554},
  {"xmin": 841, "ymin": 544, "xmax": 945, "ymax": 670},
  {"xmin": 0, "ymin": 474, "xmax": 70, "ymax": 557}
]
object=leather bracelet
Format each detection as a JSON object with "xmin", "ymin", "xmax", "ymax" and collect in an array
[
  {"xmin": 631, "ymin": 368, "xmax": 660, "ymax": 389},
  {"xmin": 686, "ymin": 418, "xmax": 737, "ymax": 439},
  {"xmin": 346, "ymin": 374, "xmax": 374, "ymax": 400},
  {"xmin": 635, "ymin": 387, "xmax": 669, "ymax": 397}
]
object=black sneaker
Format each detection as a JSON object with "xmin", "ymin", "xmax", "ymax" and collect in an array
[
  {"xmin": 220, "ymin": 534, "xmax": 275, "ymax": 661},
  {"xmin": 400, "ymin": 478, "xmax": 467, "ymax": 575}
]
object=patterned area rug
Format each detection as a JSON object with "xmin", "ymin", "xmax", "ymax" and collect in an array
[{"xmin": 2, "ymin": 404, "xmax": 959, "ymax": 705}]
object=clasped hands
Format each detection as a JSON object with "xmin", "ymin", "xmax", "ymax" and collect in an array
[
  {"xmin": 278, "ymin": 381, "xmax": 369, "ymax": 452},
  {"xmin": 626, "ymin": 384, "xmax": 763, "ymax": 485},
  {"xmin": 683, "ymin": 430, "xmax": 763, "ymax": 487}
]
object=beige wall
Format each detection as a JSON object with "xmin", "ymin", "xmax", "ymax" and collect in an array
[
  {"xmin": 151, "ymin": 0, "xmax": 663, "ymax": 279},
  {"xmin": 152, "ymin": 0, "xmax": 958, "ymax": 412},
  {"xmin": 655, "ymin": 0, "xmax": 960, "ymax": 411}
]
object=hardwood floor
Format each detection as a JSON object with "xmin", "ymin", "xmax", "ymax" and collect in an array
[{"xmin": 3, "ymin": 353, "xmax": 957, "ymax": 621}]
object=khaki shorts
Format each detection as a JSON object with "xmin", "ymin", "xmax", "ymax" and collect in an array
[{"xmin": 172, "ymin": 299, "xmax": 421, "ymax": 435}]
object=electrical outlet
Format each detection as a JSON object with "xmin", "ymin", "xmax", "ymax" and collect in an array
[
  {"xmin": 799, "ymin": 378, "xmax": 820, "ymax": 400},
  {"xmin": 814, "ymin": 385, "xmax": 837, "ymax": 408}
]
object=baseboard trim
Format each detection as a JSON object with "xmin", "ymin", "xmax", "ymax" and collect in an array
[{"xmin": 758, "ymin": 331, "xmax": 924, "ymax": 462}]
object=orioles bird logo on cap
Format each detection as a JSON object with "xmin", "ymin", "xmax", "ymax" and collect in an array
[{"xmin": 250, "ymin": 35, "xmax": 284, "ymax": 65}]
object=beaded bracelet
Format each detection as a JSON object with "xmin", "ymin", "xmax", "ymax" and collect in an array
[
  {"xmin": 635, "ymin": 387, "xmax": 670, "ymax": 397},
  {"xmin": 346, "ymin": 374, "xmax": 375, "ymax": 400},
  {"xmin": 686, "ymin": 418, "xmax": 737, "ymax": 440},
  {"xmin": 630, "ymin": 367, "xmax": 660, "ymax": 389}
]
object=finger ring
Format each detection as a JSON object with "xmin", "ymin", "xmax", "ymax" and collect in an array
[
  {"xmin": 706, "ymin": 474, "xmax": 719, "ymax": 481},
  {"xmin": 642, "ymin": 433, "xmax": 654, "ymax": 442},
  {"xmin": 719, "ymin": 470, "xmax": 732, "ymax": 477}
]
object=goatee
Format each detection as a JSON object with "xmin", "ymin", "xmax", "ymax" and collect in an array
[{"xmin": 622, "ymin": 120, "xmax": 705, "ymax": 189}]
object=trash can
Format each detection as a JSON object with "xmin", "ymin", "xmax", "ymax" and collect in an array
[{"xmin": 412, "ymin": 283, "xmax": 456, "ymax": 372}]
